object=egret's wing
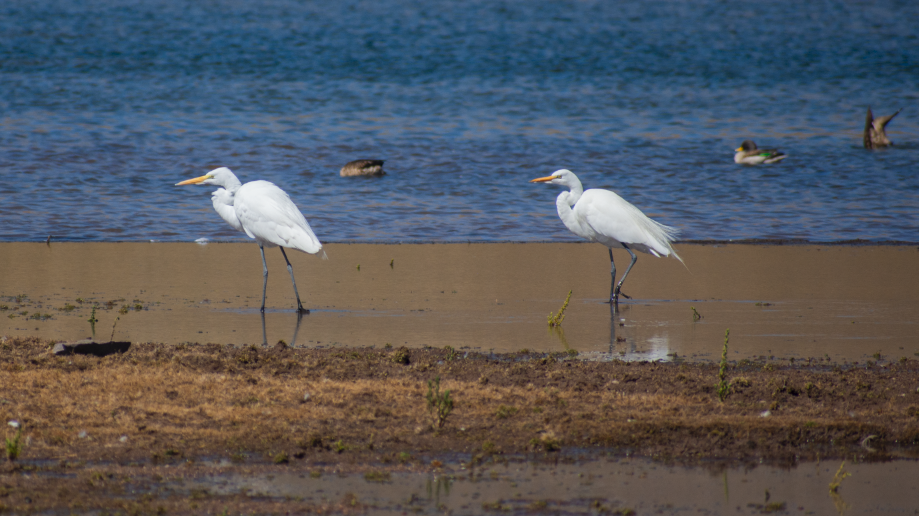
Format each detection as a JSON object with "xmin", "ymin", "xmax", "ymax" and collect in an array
[
  {"xmin": 577, "ymin": 189, "xmax": 678, "ymax": 258},
  {"xmin": 235, "ymin": 181, "xmax": 323, "ymax": 255}
]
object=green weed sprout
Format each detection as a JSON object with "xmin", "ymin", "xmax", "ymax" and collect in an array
[
  {"xmin": 717, "ymin": 329, "xmax": 731, "ymax": 402},
  {"xmin": 88, "ymin": 306, "xmax": 98, "ymax": 339},
  {"xmin": 5, "ymin": 421, "xmax": 23, "ymax": 461},
  {"xmin": 691, "ymin": 306, "xmax": 702, "ymax": 321},
  {"xmin": 547, "ymin": 290, "xmax": 572, "ymax": 328},
  {"xmin": 425, "ymin": 376, "xmax": 454, "ymax": 430}
]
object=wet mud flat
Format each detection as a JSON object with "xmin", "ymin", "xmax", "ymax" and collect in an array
[
  {"xmin": 2, "ymin": 242, "xmax": 919, "ymax": 362},
  {"xmin": 2, "ymin": 337, "xmax": 919, "ymax": 514}
]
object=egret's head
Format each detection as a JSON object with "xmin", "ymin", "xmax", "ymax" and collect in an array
[
  {"xmin": 736, "ymin": 140, "xmax": 757, "ymax": 152},
  {"xmin": 529, "ymin": 169, "xmax": 575, "ymax": 187},
  {"xmin": 175, "ymin": 167, "xmax": 237, "ymax": 187}
]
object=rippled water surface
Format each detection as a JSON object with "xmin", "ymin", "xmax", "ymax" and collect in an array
[{"xmin": 1, "ymin": 0, "xmax": 917, "ymax": 243}]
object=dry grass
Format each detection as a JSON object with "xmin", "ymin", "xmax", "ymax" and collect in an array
[{"xmin": 1, "ymin": 337, "xmax": 919, "ymax": 466}]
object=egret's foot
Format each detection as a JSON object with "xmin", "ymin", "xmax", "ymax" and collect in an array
[
  {"xmin": 260, "ymin": 307, "xmax": 266, "ymax": 314},
  {"xmin": 618, "ymin": 292, "xmax": 632, "ymax": 300},
  {"xmin": 297, "ymin": 306, "xmax": 310, "ymax": 315}
]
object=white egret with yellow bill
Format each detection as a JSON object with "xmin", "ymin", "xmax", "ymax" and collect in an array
[
  {"xmin": 176, "ymin": 167, "xmax": 326, "ymax": 313},
  {"xmin": 530, "ymin": 169, "xmax": 684, "ymax": 304}
]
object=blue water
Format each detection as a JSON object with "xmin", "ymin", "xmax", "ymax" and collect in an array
[{"xmin": 1, "ymin": 0, "xmax": 917, "ymax": 243}]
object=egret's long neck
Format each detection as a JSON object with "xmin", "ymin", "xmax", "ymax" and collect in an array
[
  {"xmin": 555, "ymin": 189, "xmax": 582, "ymax": 235},
  {"xmin": 211, "ymin": 187, "xmax": 244, "ymax": 232}
]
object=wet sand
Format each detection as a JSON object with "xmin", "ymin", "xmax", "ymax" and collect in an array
[{"xmin": 1, "ymin": 242, "xmax": 918, "ymax": 362}]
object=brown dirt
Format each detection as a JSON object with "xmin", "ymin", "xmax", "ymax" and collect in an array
[{"xmin": 2, "ymin": 336, "xmax": 919, "ymax": 513}]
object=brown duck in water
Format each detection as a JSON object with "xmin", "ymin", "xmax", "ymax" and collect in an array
[
  {"xmin": 340, "ymin": 159, "xmax": 385, "ymax": 177},
  {"xmin": 864, "ymin": 107, "xmax": 901, "ymax": 149}
]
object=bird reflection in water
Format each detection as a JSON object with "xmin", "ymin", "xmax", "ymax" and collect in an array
[{"xmin": 261, "ymin": 311, "xmax": 303, "ymax": 347}]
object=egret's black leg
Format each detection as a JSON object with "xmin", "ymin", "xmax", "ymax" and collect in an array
[
  {"xmin": 280, "ymin": 247, "xmax": 309, "ymax": 314},
  {"xmin": 259, "ymin": 244, "xmax": 269, "ymax": 313},
  {"xmin": 608, "ymin": 248, "xmax": 617, "ymax": 304},
  {"xmin": 614, "ymin": 244, "xmax": 638, "ymax": 302}
]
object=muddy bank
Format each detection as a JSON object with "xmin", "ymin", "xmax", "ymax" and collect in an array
[
  {"xmin": 3, "ymin": 336, "xmax": 919, "ymax": 513},
  {"xmin": 2, "ymin": 337, "xmax": 918, "ymax": 466}
]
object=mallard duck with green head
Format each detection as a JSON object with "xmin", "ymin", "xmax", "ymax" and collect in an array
[{"xmin": 734, "ymin": 140, "xmax": 787, "ymax": 164}]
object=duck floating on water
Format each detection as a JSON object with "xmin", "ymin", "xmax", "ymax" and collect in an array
[
  {"xmin": 340, "ymin": 159, "xmax": 385, "ymax": 177},
  {"xmin": 734, "ymin": 140, "xmax": 787, "ymax": 165},
  {"xmin": 864, "ymin": 107, "xmax": 901, "ymax": 149}
]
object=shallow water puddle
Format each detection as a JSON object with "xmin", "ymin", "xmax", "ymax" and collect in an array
[
  {"xmin": 1, "ymin": 243, "xmax": 917, "ymax": 362},
  {"xmin": 177, "ymin": 458, "xmax": 919, "ymax": 515}
]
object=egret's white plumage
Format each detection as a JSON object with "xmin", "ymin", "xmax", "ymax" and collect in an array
[
  {"xmin": 531, "ymin": 169, "xmax": 683, "ymax": 303},
  {"xmin": 176, "ymin": 167, "xmax": 326, "ymax": 313}
]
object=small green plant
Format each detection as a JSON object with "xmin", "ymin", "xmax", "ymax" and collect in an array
[
  {"xmin": 425, "ymin": 376, "xmax": 454, "ymax": 430},
  {"xmin": 444, "ymin": 346, "xmax": 459, "ymax": 361},
  {"xmin": 391, "ymin": 347, "xmax": 410, "ymax": 365},
  {"xmin": 364, "ymin": 470, "xmax": 391, "ymax": 482},
  {"xmin": 60, "ymin": 303, "xmax": 76, "ymax": 312},
  {"xmin": 717, "ymin": 329, "xmax": 731, "ymax": 402},
  {"xmin": 389, "ymin": 259, "xmax": 394, "ymax": 268},
  {"xmin": 356, "ymin": 264, "xmax": 360, "ymax": 271},
  {"xmin": 88, "ymin": 306, "xmax": 98, "ymax": 339},
  {"xmin": 691, "ymin": 306, "xmax": 702, "ymax": 321},
  {"xmin": 273, "ymin": 452, "xmax": 289, "ymax": 464},
  {"xmin": 829, "ymin": 461, "xmax": 851, "ymax": 493},
  {"xmin": 495, "ymin": 405, "xmax": 517, "ymax": 419},
  {"xmin": 547, "ymin": 290, "xmax": 572, "ymax": 327},
  {"xmin": 333, "ymin": 440, "xmax": 346, "ymax": 453},
  {"xmin": 6, "ymin": 423, "xmax": 23, "ymax": 461}
]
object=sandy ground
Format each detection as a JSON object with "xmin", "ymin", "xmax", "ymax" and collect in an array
[{"xmin": 1, "ymin": 242, "xmax": 918, "ymax": 361}]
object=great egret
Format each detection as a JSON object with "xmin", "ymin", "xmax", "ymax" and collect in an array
[
  {"xmin": 864, "ymin": 107, "xmax": 901, "ymax": 149},
  {"xmin": 340, "ymin": 159, "xmax": 385, "ymax": 177},
  {"xmin": 530, "ymin": 169, "xmax": 684, "ymax": 304},
  {"xmin": 734, "ymin": 140, "xmax": 787, "ymax": 164},
  {"xmin": 176, "ymin": 167, "xmax": 327, "ymax": 313}
]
